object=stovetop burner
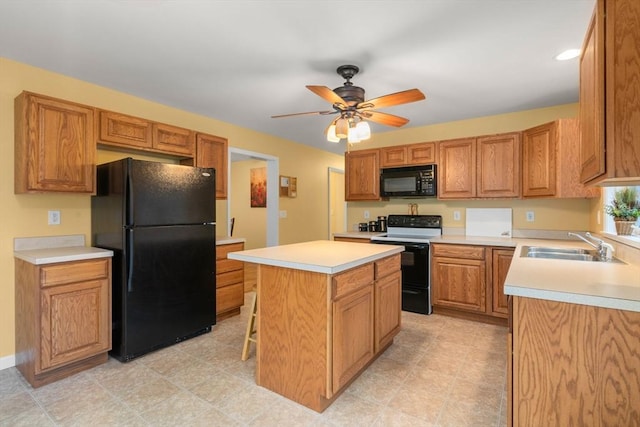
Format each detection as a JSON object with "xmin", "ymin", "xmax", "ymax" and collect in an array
[{"xmin": 371, "ymin": 214, "xmax": 442, "ymax": 243}]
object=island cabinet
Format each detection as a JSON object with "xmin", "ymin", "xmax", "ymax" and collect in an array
[
  {"xmin": 379, "ymin": 142, "xmax": 437, "ymax": 167},
  {"xmin": 98, "ymin": 109, "xmax": 195, "ymax": 157},
  {"xmin": 345, "ymin": 148, "xmax": 381, "ymax": 201},
  {"xmin": 255, "ymin": 251, "xmax": 401, "ymax": 412},
  {"xmin": 579, "ymin": 0, "xmax": 640, "ymax": 185},
  {"xmin": 215, "ymin": 242, "xmax": 244, "ymax": 320},
  {"xmin": 431, "ymin": 243, "xmax": 511, "ymax": 324},
  {"xmin": 14, "ymin": 91, "xmax": 96, "ymax": 194},
  {"xmin": 438, "ymin": 133, "xmax": 521, "ymax": 199},
  {"xmin": 508, "ymin": 296, "xmax": 640, "ymax": 426},
  {"xmin": 15, "ymin": 258, "xmax": 112, "ymax": 388},
  {"xmin": 522, "ymin": 119, "xmax": 599, "ymax": 198}
]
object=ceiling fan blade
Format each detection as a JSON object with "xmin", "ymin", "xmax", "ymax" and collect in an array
[
  {"xmin": 271, "ymin": 110, "xmax": 335, "ymax": 119},
  {"xmin": 306, "ymin": 85, "xmax": 348, "ymax": 109},
  {"xmin": 360, "ymin": 110, "xmax": 410, "ymax": 127},
  {"xmin": 357, "ymin": 89, "xmax": 425, "ymax": 110}
]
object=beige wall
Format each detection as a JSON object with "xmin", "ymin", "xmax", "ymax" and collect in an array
[
  {"xmin": 346, "ymin": 103, "xmax": 597, "ymax": 232},
  {"xmin": 0, "ymin": 57, "xmax": 343, "ymax": 361},
  {"xmin": 230, "ymin": 159, "xmax": 268, "ymax": 250}
]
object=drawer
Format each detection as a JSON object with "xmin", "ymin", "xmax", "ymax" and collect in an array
[
  {"xmin": 41, "ymin": 259, "xmax": 110, "ymax": 287},
  {"xmin": 431, "ymin": 244, "xmax": 485, "ymax": 260},
  {"xmin": 375, "ymin": 254, "xmax": 400, "ymax": 279},
  {"xmin": 217, "ymin": 258, "xmax": 243, "ymax": 274},
  {"xmin": 217, "ymin": 269, "xmax": 244, "ymax": 288},
  {"xmin": 332, "ymin": 263, "xmax": 374, "ymax": 298},
  {"xmin": 217, "ymin": 282, "xmax": 244, "ymax": 314},
  {"xmin": 216, "ymin": 242, "xmax": 244, "ymax": 260}
]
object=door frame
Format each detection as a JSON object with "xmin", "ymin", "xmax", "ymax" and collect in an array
[
  {"xmin": 328, "ymin": 167, "xmax": 347, "ymax": 239},
  {"xmin": 228, "ymin": 147, "xmax": 279, "ymax": 247}
]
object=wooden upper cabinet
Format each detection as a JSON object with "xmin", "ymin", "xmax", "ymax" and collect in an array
[
  {"xmin": 14, "ymin": 91, "xmax": 95, "ymax": 194},
  {"xmin": 194, "ymin": 133, "xmax": 228, "ymax": 199},
  {"xmin": 438, "ymin": 138, "xmax": 477, "ymax": 199},
  {"xmin": 98, "ymin": 110, "xmax": 194, "ymax": 157},
  {"xmin": 380, "ymin": 142, "xmax": 436, "ymax": 168},
  {"xmin": 523, "ymin": 119, "xmax": 599, "ymax": 198},
  {"xmin": 345, "ymin": 149, "xmax": 380, "ymax": 201},
  {"xmin": 477, "ymin": 133, "xmax": 521, "ymax": 198},
  {"xmin": 580, "ymin": 0, "xmax": 640, "ymax": 185}
]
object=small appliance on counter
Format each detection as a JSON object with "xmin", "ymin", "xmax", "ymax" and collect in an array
[
  {"xmin": 377, "ymin": 216, "xmax": 387, "ymax": 232},
  {"xmin": 359, "ymin": 222, "xmax": 369, "ymax": 232}
]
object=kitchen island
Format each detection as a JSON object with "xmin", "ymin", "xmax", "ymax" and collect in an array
[{"xmin": 228, "ymin": 240, "xmax": 403, "ymax": 412}]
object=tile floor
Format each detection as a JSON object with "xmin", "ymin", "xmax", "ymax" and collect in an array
[{"xmin": 1, "ymin": 293, "xmax": 508, "ymax": 426}]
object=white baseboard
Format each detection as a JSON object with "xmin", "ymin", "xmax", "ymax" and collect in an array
[{"xmin": 0, "ymin": 354, "xmax": 16, "ymax": 371}]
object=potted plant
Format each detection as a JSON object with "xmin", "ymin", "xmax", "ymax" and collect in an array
[{"xmin": 605, "ymin": 187, "xmax": 640, "ymax": 235}]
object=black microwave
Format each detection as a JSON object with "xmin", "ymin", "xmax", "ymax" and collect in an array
[{"xmin": 380, "ymin": 164, "xmax": 437, "ymax": 197}]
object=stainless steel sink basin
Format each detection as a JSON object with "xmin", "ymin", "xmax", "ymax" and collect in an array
[
  {"xmin": 526, "ymin": 252, "xmax": 597, "ymax": 261},
  {"xmin": 520, "ymin": 246, "xmax": 625, "ymax": 263},
  {"xmin": 525, "ymin": 246, "xmax": 591, "ymax": 255}
]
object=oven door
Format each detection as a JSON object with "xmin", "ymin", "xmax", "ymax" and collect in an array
[{"xmin": 371, "ymin": 240, "xmax": 431, "ymax": 314}]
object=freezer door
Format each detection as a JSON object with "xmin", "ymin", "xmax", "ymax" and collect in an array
[
  {"xmin": 116, "ymin": 224, "xmax": 216, "ymax": 361},
  {"xmin": 127, "ymin": 159, "xmax": 216, "ymax": 226}
]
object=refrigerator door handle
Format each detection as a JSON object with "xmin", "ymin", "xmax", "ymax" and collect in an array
[{"xmin": 127, "ymin": 230, "xmax": 134, "ymax": 292}]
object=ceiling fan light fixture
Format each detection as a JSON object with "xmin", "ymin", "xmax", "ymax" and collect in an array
[
  {"xmin": 355, "ymin": 121, "xmax": 371, "ymax": 140},
  {"xmin": 326, "ymin": 124, "xmax": 341, "ymax": 143},
  {"xmin": 347, "ymin": 125, "xmax": 361, "ymax": 144},
  {"xmin": 335, "ymin": 118, "xmax": 349, "ymax": 138}
]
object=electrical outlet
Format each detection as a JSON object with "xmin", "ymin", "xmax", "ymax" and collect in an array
[
  {"xmin": 453, "ymin": 211, "xmax": 461, "ymax": 221},
  {"xmin": 526, "ymin": 211, "xmax": 535, "ymax": 222},
  {"xmin": 364, "ymin": 210, "xmax": 370, "ymax": 219},
  {"xmin": 48, "ymin": 210, "xmax": 61, "ymax": 225},
  {"xmin": 279, "ymin": 210, "xmax": 287, "ymax": 218}
]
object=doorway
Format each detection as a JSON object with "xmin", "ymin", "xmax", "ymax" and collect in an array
[
  {"xmin": 328, "ymin": 167, "xmax": 346, "ymax": 239},
  {"xmin": 228, "ymin": 148, "xmax": 279, "ymax": 248}
]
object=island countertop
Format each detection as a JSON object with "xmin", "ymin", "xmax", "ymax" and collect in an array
[{"xmin": 227, "ymin": 240, "xmax": 403, "ymax": 274}]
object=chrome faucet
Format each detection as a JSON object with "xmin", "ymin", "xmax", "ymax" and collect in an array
[{"xmin": 567, "ymin": 232, "xmax": 615, "ymax": 261}]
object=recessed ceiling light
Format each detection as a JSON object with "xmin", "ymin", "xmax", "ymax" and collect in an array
[{"xmin": 555, "ymin": 49, "xmax": 581, "ymax": 61}]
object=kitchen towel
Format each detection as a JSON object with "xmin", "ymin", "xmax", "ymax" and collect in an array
[{"xmin": 465, "ymin": 208, "xmax": 512, "ymax": 237}]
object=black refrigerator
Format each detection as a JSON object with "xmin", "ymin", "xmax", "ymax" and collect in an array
[{"xmin": 91, "ymin": 158, "xmax": 217, "ymax": 362}]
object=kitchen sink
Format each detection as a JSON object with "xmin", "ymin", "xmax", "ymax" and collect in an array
[{"xmin": 520, "ymin": 246, "xmax": 625, "ymax": 263}]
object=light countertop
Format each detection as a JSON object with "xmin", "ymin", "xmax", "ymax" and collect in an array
[
  {"xmin": 14, "ymin": 235, "xmax": 113, "ymax": 265},
  {"xmin": 333, "ymin": 231, "xmax": 386, "ymax": 239},
  {"xmin": 227, "ymin": 240, "xmax": 403, "ymax": 274},
  {"xmin": 504, "ymin": 240, "xmax": 640, "ymax": 312},
  {"xmin": 216, "ymin": 236, "xmax": 246, "ymax": 245}
]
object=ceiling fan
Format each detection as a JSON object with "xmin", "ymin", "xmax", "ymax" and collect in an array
[{"xmin": 271, "ymin": 65, "xmax": 426, "ymax": 143}]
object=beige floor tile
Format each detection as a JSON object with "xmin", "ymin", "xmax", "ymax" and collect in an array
[{"xmin": 2, "ymin": 295, "xmax": 507, "ymax": 427}]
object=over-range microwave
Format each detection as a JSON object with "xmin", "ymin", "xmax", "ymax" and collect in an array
[{"xmin": 380, "ymin": 164, "xmax": 437, "ymax": 198}]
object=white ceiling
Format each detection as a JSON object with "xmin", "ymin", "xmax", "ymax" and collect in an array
[{"xmin": 0, "ymin": 0, "xmax": 595, "ymax": 155}]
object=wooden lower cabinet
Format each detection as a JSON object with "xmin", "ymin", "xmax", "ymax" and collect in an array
[
  {"xmin": 256, "ymin": 253, "xmax": 401, "ymax": 412},
  {"xmin": 431, "ymin": 243, "xmax": 512, "ymax": 324},
  {"xmin": 15, "ymin": 257, "xmax": 112, "ymax": 387},
  {"xmin": 215, "ymin": 242, "xmax": 244, "ymax": 321},
  {"xmin": 509, "ymin": 296, "xmax": 640, "ymax": 426}
]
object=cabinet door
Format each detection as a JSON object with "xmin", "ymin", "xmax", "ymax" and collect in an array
[
  {"xmin": 152, "ymin": 123, "xmax": 195, "ymax": 156},
  {"xmin": 375, "ymin": 271, "xmax": 401, "ymax": 353},
  {"xmin": 194, "ymin": 133, "xmax": 228, "ymax": 199},
  {"xmin": 438, "ymin": 138, "xmax": 476, "ymax": 199},
  {"xmin": 579, "ymin": 1, "xmax": 606, "ymax": 183},
  {"xmin": 491, "ymin": 249, "xmax": 513, "ymax": 317},
  {"xmin": 431, "ymin": 256, "xmax": 486, "ymax": 312},
  {"xmin": 522, "ymin": 122, "xmax": 556, "ymax": 197},
  {"xmin": 332, "ymin": 284, "xmax": 374, "ymax": 393},
  {"xmin": 345, "ymin": 149, "xmax": 380, "ymax": 201},
  {"xmin": 15, "ymin": 92, "xmax": 95, "ymax": 193},
  {"xmin": 40, "ymin": 278, "xmax": 110, "ymax": 371},
  {"xmin": 98, "ymin": 110, "xmax": 153, "ymax": 149},
  {"xmin": 380, "ymin": 146, "xmax": 407, "ymax": 167},
  {"xmin": 477, "ymin": 133, "xmax": 520, "ymax": 198},
  {"xmin": 407, "ymin": 142, "xmax": 437, "ymax": 165}
]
